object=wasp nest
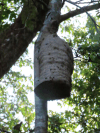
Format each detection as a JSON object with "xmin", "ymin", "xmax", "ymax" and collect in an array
[{"xmin": 34, "ymin": 33, "xmax": 73, "ymax": 100}]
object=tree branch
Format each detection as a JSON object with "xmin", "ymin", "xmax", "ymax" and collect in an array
[
  {"xmin": 59, "ymin": 3, "xmax": 100, "ymax": 23},
  {"xmin": 66, "ymin": 0, "xmax": 100, "ymax": 32},
  {"xmin": 0, "ymin": 0, "xmax": 49, "ymax": 79}
]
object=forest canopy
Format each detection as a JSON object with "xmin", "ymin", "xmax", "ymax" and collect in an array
[{"xmin": 0, "ymin": 0, "xmax": 100, "ymax": 132}]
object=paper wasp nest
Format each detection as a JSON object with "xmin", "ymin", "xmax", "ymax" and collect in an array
[{"xmin": 34, "ymin": 34, "xmax": 73, "ymax": 100}]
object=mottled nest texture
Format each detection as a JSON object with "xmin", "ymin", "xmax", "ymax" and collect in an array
[{"xmin": 35, "ymin": 34, "xmax": 73, "ymax": 100}]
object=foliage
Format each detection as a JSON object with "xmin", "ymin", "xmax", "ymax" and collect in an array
[
  {"xmin": 58, "ymin": 16, "xmax": 100, "ymax": 132},
  {"xmin": 48, "ymin": 110, "xmax": 78, "ymax": 133},
  {"xmin": 0, "ymin": 0, "xmax": 23, "ymax": 31},
  {"xmin": 0, "ymin": 44, "xmax": 35, "ymax": 132},
  {"xmin": 48, "ymin": 15, "xmax": 100, "ymax": 133}
]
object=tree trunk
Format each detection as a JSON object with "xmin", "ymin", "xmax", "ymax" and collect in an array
[
  {"xmin": 35, "ymin": 95, "xmax": 47, "ymax": 133},
  {"xmin": 34, "ymin": 0, "xmax": 63, "ymax": 132},
  {"xmin": 0, "ymin": 0, "xmax": 49, "ymax": 79}
]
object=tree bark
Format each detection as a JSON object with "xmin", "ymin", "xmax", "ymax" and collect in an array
[
  {"xmin": 0, "ymin": 0, "xmax": 49, "ymax": 79},
  {"xmin": 35, "ymin": 95, "xmax": 47, "ymax": 133}
]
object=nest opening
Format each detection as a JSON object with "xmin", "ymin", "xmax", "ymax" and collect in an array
[{"xmin": 35, "ymin": 80, "xmax": 71, "ymax": 100}]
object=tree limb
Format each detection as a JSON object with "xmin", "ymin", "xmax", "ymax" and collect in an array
[
  {"xmin": 66, "ymin": 0, "xmax": 100, "ymax": 32},
  {"xmin": 59, "ymin": 3, "xmax": 100, "ymax": 23},
  {"xmin": 0, "ymin": 0, "xmax": 49, "ymax": 79}
]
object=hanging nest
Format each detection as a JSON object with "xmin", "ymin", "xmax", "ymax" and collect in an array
[{"xmin": 34, "ymin": 33, "xmax": 73, "ymax": 100}]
